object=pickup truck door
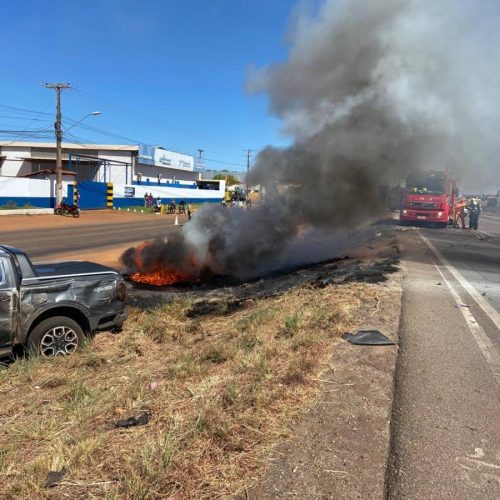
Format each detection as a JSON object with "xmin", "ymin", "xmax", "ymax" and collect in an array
[{"xmin": 0, "ymin": 257, "xmax": 19, "ymax": 348}]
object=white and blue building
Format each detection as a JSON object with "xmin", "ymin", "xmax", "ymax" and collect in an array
[{"xmin": 0, "ymin": 141, "xmax": 224, "ymax": 208}]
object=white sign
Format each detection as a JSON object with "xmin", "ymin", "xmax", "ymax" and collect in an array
[{"xmin": 154, "ymin": 148, "xmax": 194, "ymax": 171}]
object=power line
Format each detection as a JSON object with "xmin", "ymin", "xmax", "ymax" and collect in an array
[
  {"xmin": 64, "ymin": 118, "xmax": 141, "ymax": 145},
  {"xmin": 0, "ymin": 114, "xmax": 51, "ymax": 122},
  {"xmin": 0, "ymin": 104, "xmax": 53, "ymax": 116},
  {"xmin": 0, "ymin": 69, "xmax": 45, "ymax": 87},
  {"xmin": 0, "ymin": 101, "xmax": 53, "ymax": 146},
  {"xmin": 67, "ymin": 87, "xmax": 247, "ymax": 153},
  {"xmin": 0, "ymin": 94, "xmax": 248, "ymax": 167}
]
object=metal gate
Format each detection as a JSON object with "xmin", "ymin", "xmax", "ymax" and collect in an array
[{"xmin": 77, "ymin": 181, "xmax": 108, "ymax": 210}]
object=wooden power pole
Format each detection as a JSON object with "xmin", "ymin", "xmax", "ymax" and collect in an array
[
  {"xmin": 244, "ymin": 149, "xmax": 253, "ymax": 197},
  {"xmin": 45, "ymin": 82, "xmax": 71, "ymax": 205}
]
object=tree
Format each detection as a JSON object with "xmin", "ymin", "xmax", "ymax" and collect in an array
[{"xmin": 213, "ymin": 174, "xmax": 240, "ymax": 186}]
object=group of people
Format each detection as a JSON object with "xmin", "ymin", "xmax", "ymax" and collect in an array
[
  {"xmin": 220, "ymin": 197, "xmax": 252, "ymax": 209},
  {"xmin": 143, "ymin": 193, "xmax": 192, "ymax": 220},
  {"xmin": 143, "ymin": 193, "xmax": 157, "ymax": 207},
  {"xmin": 453, "ymin": 197, "xmax": 482, "ymax": 230}
]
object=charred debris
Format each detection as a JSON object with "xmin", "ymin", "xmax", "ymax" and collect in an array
[{"xmin": 126, "ymin": 253, "xmax": 399, "ymax": 319}]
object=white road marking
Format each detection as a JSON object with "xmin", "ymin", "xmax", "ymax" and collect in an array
[
  {"xmin": 421, "ymin": 235, "xmax": 500, "ymax": 386},
  {"xmin": 421, "ymin": 234, "xmax": 500, "ymax": 331},
  {"xmin": 480, "ymin": 231, "xmax": 496, "ymax": 238}
]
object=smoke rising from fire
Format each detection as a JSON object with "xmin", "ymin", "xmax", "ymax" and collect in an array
[{"xmin": 123, "ymin": 0, "xmax": 500, "ymax": 280}]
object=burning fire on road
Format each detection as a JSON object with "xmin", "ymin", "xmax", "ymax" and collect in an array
[{"xmin": 129, "ymin": 269, "xmax": 191, "ymax": 287}]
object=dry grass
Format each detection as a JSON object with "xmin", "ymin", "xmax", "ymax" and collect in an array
[{"xmin": 0, "ymin": 281, "xmax": 380, "ymax": 499}]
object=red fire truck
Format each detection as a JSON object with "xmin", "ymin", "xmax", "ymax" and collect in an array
[{"xmin": 400, "ymin": 171, "xmax": 459, "ymax": 227}]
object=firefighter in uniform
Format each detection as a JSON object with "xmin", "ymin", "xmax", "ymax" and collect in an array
[
  {"xmin": 453, "ymin": 198, "xmax": 467, "ymax": 229},
  {"xmin": 468, "ymin": 197, "xmax": 481, "ymax": 230}
]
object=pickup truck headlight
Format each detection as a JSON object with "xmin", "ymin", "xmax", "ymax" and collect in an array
[
  {"xmin": 116, "ymin": 281, "xmax": 127, "ymax": 301},
  {"xmin": 402, "ymin": 209, "xmax": 408, "ymax": 215},
  {"xmin": 437, "ymin": 211, "xmax": 443, "ymax": 218}
]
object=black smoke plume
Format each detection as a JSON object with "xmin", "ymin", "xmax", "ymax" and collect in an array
[{"xmin": 122, "ymin": 0, "xmax": 500, "ymax": 279}]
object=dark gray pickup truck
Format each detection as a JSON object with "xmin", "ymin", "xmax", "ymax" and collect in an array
[{"xmin": 0, "ymin": 245, "xmax": 127, "ymax": 357}]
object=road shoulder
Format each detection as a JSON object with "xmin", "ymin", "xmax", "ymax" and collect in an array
[{"xmin": 244, "ymin": 266, "xmax": 402, "ymax": 499}]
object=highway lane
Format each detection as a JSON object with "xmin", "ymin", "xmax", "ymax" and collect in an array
[
  {"xmin": 0, "ymin": 212, "xmax": 185, "ymax": 260},
  {"xmin": 418, "ymin": 216, "xmax": 500, "ymax": 347},
  {"xmin": 481, "ymin": 213, "xmax": 500, "ymax": 236},
  {"xmin": 387, "ymin": 216, "xmax": 500, "ymax": 499}
]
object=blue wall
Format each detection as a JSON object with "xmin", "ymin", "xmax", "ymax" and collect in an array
[{"xmin": 0, "ymin": 197, "xmax": 55, "ymax": 208}]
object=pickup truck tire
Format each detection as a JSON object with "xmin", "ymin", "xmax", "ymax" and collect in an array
[{"xmin": 27, "ymin": 316, "xmax": 85, "ymax": 357}]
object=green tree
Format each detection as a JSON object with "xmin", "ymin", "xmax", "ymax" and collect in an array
[{"xmin": 213, "ymin": 174, "xmax": 240, "ymax": 186}]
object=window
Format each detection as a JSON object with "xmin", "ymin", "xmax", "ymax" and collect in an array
[
  {"xmin": 406, "ymin": 174, "xmax": 446, "ymax": 195},
  {"xmin": 0, "ymin": 260, "xmax": 5, "ymax": 286},
  {"xmin": 15, "ymin": 254, "xmax": 36, "ymax": 279}
]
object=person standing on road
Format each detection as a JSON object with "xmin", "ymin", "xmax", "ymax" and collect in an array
[
  {"xmin": 453, "ymin": 198, "xmax": 467, "ymax": 229},
  {"xmin": 468, "ymin": 197, "xmax": 481, "ymax": 230},
  {"xmin": 187, "ymin": 201, "xmax": 192, "ymax": 221}
]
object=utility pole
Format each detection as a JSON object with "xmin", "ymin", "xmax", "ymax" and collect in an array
[
  {"xmin": 244, "ymin": 149, "xmax": 253, "ymax": 197},
  {"xmin": 45, "ymin": 82, "xmax": 71, "ymax": 205},
  {"xmin": 197, "ymin": 149, "xmax": 205, "ymax": 178}
]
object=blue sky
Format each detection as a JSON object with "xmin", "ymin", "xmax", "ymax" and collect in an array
[{"xmin": 0, "ymin": 0, "xmax": 302, "ymax": 170}]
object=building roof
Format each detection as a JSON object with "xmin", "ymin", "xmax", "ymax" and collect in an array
[
  {"xmin": 23, "ymin": 169, "xmax": 77, "ymax": 177},
  {"xmin": 0, "ymin": 141, "xmax": 138, "ymax": 151}
]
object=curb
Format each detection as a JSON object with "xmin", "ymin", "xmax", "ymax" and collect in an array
[{"xmin": 0, "ymin": 209, "xmax": 54, "ymax": 216}]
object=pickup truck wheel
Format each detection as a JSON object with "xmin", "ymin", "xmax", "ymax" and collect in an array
[{"xmin": 28, "ymin": 317, "xmax": 84, "ymax": 357}]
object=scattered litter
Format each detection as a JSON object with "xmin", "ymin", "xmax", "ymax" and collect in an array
[
  {"xmin": 343, "ymin": 330, "xmax": 396, "ymax": 346},
  {"xmin": 46, "ymin": 468, "xmax": 66, "ymax": 488},
  {"xmin": 481, "ymin": 292, "xmax": 486, "ymax": 296},
  {"xmin": 455, "ymin": 304, "xmax": 471, "ymax": 309},
  {"xmin": 375, "ymin": 232, "xmax": 382, "ymax": 237},
  {"xmin": 115, "ymin": 410, "xmax": 150, "ymax": 429},
  {"xmin": 437, "ymin": 282, "xmax": 442, "ymax": 286},
  {"xmin": 398, "ymin": 227, "xmax": 417, "ymax": 232}
]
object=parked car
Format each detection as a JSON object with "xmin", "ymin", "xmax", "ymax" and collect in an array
[{"xmin": 0, "ymin": 245, "xmax": 127, "ymax": 358}]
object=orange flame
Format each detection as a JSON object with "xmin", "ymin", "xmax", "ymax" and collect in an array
[{"xmin": 130, "ymin": 269, "xmax": 190, "ymax": 286}]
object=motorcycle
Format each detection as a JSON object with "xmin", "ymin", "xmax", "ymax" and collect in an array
[{"xmin": 55, "ymin": 201, "xmax": 80, "ymax": 218}]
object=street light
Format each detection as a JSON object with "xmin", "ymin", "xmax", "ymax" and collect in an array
[{"xmin": 65, "ymin": 111, "xmax": 101, "ymax": 133}]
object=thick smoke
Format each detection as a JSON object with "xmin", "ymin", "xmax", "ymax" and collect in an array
[{"xmin": 123, "ymin": 0, "xmax": 500, "ymax": 279}]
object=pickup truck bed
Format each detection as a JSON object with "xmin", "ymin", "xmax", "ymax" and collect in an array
[
  {"xmin": 33, "ymin": 261, "xmax": 118, "ymax": 279},
  {"xmin": 0, "ymin": 245, "xmax": 127, "ymax": 357}
]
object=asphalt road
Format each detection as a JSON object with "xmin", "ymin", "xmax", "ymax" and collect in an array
[
  {"xmin": 387, "ymin": 214, "xmax": 500, "ymax": 499},
  {"xmin": 0, "ymin": 212, "xmax": 184, "ymax": 261}
]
